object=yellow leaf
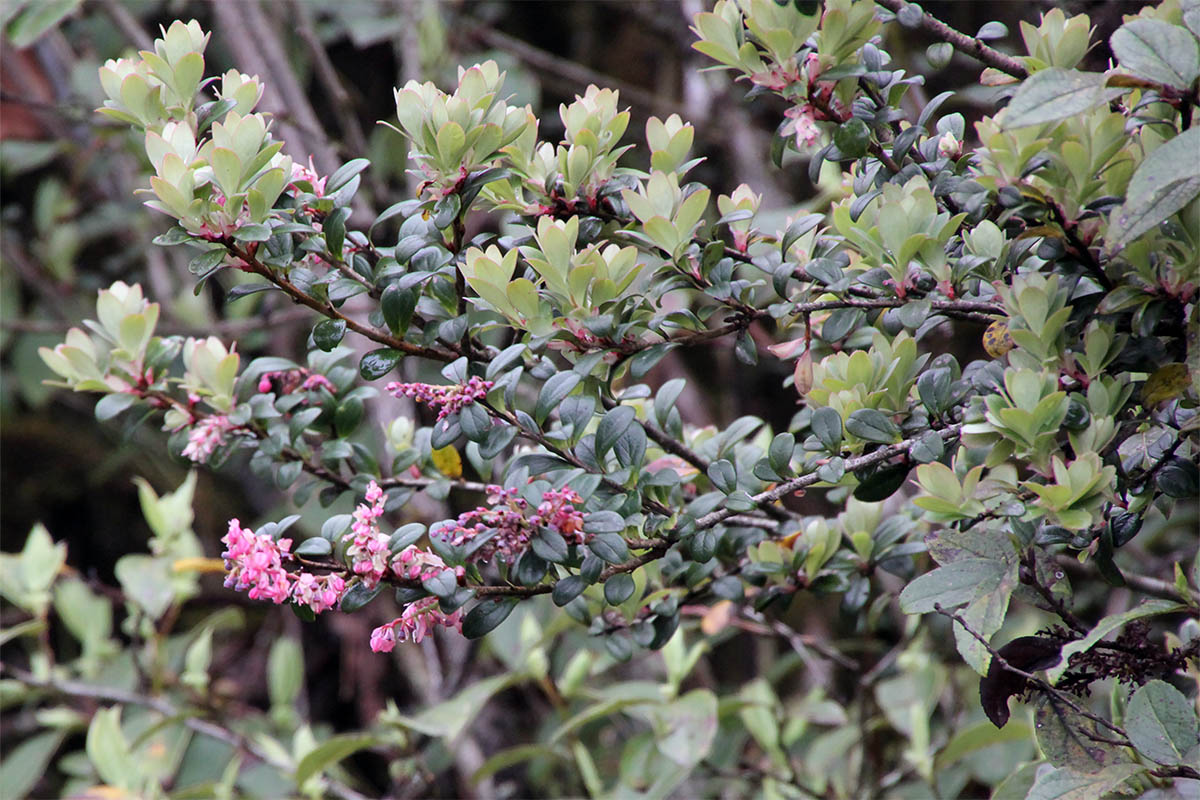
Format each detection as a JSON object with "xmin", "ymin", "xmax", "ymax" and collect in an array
[
  {"xmin": 983, "ymin": 320, "xmax": 1015, "ymax": 358},
  {"xmin": 431, "ymin": 445, "xmax": 463, "ymax": 478},
  {"xmin": 1141, "ymin": 363, "xmax": 1190, "ymax": 407},
  {"xmin": 701, "ymin": 600, "xmax": 735, "ymax": 636},
  {"xmin": 172, "ymin": 557, "xmax": 227, "ymax": 574}
]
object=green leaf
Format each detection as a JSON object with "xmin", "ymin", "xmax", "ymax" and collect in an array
[
  {"xmin": 604, "ymin": 573, "xmax": 636, "ymax": 605},
  {"xmin": 325, "ymin": 158, "xmax": 370, "ymax": 194},
  {"xmin": 381, "ymin": 285, "xmax": 417, "ymax": 334},
  {"xmin": 188, "ymin": 248, "xmax": 227, "ymax": 275},
  {"xmin": 588, "ymin": 533, "xmax": 630, "ymax": 564},
  {"xmin": 833, "ymin": 118, "xmax": 871, "ymax": 159},
  {"xmin": 1111, "ymin": 19, "xmax": 1200, "ymax": 89},
  {"xmin": 1048, "ymin": 599, "xmax": 1187, "ymax": 682},
  {"xmin": 391, "ymin": 673, "xmax": 520, "ymax": 740},
  {"xmin": 0, "ymin": 730, "xmax": 65, "ymax": 799},
  {"xmin": 294, "ymin": 734, "xmax": 376, "ymax": 787},
  {"xmin": 1108, "ymin": 128, "xmax": 1200, "ymax": 247},
  {"xmin": 86, "ymin": 707, "xmax": 135, "ymax": 789},
  {"xmin": 294, "ymin": 537, "xmax": 332, "ymax": 557},
  {"xmin": 707, "ymin": 459, "xmax": 737, "ymax": 494},
  {"xmin": 909, "ymin": 430, "xmax": 944, "ymax": 463},
  {"xmin": 552, "ymin": 575, "xmax": 588, "ymax": 606},
  {"xmin": 1125, "ymin": 680, "xmax": 1200, "ymax": 765},
  {"xmin": 5, "ymin": 0, "xmax": 82, "ymax": 48},
  {"xmin": 647, "ymin": 689, "xmax": 719, "ymax": 767},
  {"xmin": 359, "ymin": 348, "xmax": 402, "ymax": 380},
  {"xmin": 422, "ymin": 568, "xmax": 459, "ymax": 599},
  {"xmin": 114, "ymin": 555, "xmax": 174, "ymax": 619},
  {"xmin": 312, "ymin": 319, "xmax": 347, "ymax": 352},
  {"xmin": 267, "ymin": 636, "xmax": 303, "ymax": 709},
  {"xmin": 595, "ymin": 405, "xmax": 636, "ymax": 459},
  {"xmin": 811, "ymin": 406, "xmax": 843, "ymax": 451},
  {"xmin": 768, "ymin": 433, "xmax": 795, "ymax": 475},
  {"xmin": 462, "ymin": 598, "xmax": 518, "ymax": 639},
  {"xmin": 1002, "ymin": 68, "xmax": 1107, "ymax": 129},
  {"xmin": 1035, "ymin": 696, "xmax": 1120, "ymax": 773},
  {"xmin": 926, "ymin": 42, "xmax": 953, "ymax": 69},
  {"xmin": 339, "ymin": 580, "xmax": 383, "ymax": 612},
  {"xmin": 845, "ymin": 408, "xmax": 900, "ymax": 443},
  {"xmin": 898, "ymin": 558, "xmax": 1008, "ymax": 613},
  {"xmin": 95, "ymin": 392, "xmax": 137, "ymax": 421},
  {"xmin": 536, "ymin": 372, "xmax": 580, "ymax": 425},
  {"xmin": 1025, "ymin": 763, "xmax": 1147, "ymax": 800}
]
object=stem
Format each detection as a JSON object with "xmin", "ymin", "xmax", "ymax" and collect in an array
[{"xmin": 875, "ymin": 0, "xmax": 1029, "ymax": 80}]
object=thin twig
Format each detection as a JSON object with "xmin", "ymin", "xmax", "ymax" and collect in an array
[{"xmin": 874, "ymin": 0, "xmax": 1029, "ymax": 80}]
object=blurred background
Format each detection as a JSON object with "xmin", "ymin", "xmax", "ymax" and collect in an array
[{"xmin": 1, "ymin": 1, "xmax": 1172, "ymax": 797}]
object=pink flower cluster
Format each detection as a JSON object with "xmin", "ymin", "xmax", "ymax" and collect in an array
[
  {"xmin": 256, "ymin": 368, "xmax": 336, "ymax": 396},
  {"xmin": 385, "ymin": 377, "xmax": 494, "ymax": 421},
  {"xmin": 221, "ymin": 520, "xmax": 345, "ymax": 612},
  {"xmin": 183, "ymin": 414, "xmax": 238, "ymax": 463},
  {"xmin": 343, "ymin": 481, "xmax": 391, "ymax": 588},
  {"xmin": 435, "ymin": 485, "xmax": 587, "ymax": 565},
  {"xmin": 392, "ymin": 544, "xmax": 464, "ymax": 583},
  {"xmin": 370, "ymin": 596, "xmax": 463, "ymax": 652}
]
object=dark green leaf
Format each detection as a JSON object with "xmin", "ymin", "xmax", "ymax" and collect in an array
[
  {"xmin": 596, "ymin": 405, "xmax": 636, "ymax": 459},
  {"xmin": 313, "ymin": 319, "xmax": 347, "ymax": 351},
  {"xmin": 552, "ymin": 575, "xmax": 588, "ymax": 606},
  {"xmin": 707, "ymin": 459, "xmax": 737, "ymax": 494},
  {"xmin": 422, "ymin": 568, "xmax": 459, "ymax": 599},
  {"xmin": 833, "ymin": 118, "xmax": 871, "ymax": 159},
  {"xmin": 381, "ymin": 285, "xmax": 417, "ymax": 333},
  {"xmin": 768, "ymin": 433, "xmax": 795, "ymax": 475},
  {"xmin": 589, "ymin": 533, "xmax": 630, "ymax": 564},
  {"xmin": 845, "ymin": 409, "xmax": 900, "ymax": 443},
  {"xmin": 811, "ymin": 406, "xmax": 844, "ymax": 451},
  {"xmin": 604, "ymin": 573, "xmax": 636, "ymax": 605},
  {"xmin": 536, "ymin": 372, "xmax": 581, "ymax": 425},
  {"xmin": 853, "ymin": 463, "xmax": 910, "ymax": 501},
  {"xmin": 325, "ymin": 158, "xmax": 370, "ymax": 194},
  {"xmin": 462, "ymin": 598, "xmax": 518, "ymax": 639},
  {"xmin": 339, "ymin": 581, "xmax": 383, "ymax": 612},
  {"xmin": 359, "ymin": 349, "xmax": 402, "ymax": 380}
]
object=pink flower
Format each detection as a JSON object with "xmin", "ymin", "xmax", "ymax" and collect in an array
[
  {"xmin": 391, "ymin": 545, "xmax": 464, "ymax": 583},
  {"xmin": 183, "ymin": 415, "xmax": 237, "ymax": 463},
  {"xmin": 434, "ymin": 485, "xmax": 588, "ymax": 565},
  {"xmin": 385, "ymin": 377, "xmax": 494, "ymax": 422},
  {"xmin": 221, "ymin": 519, "xmax": 294, "ymax": 604},
  {"xmin": 289, "ymin": 157, "xmax": 327, "ymax": 196},
  {"xmin": 256, "ymin": 368, "xmax": 336, "ymax": 397},
  {"xmin": 783, "ymin": 105, "xmax": 822, "ymax": 150},
  {"xmin": 369, "ymin": 596, "xmax": 464, "ymax": 652},
  {"xmin": 343, "ymin": 481, "xmax": 391, "ymax": 588},
  {"xmin": 290, "ymin": 571, "xmax": 345, "ymax": 613}
]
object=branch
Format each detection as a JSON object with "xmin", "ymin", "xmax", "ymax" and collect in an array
[
  {"xmin": 875, "ymin": 0, "xmax": 1029, "ymax": 80},
  {"xmin": 694, "ymin": 424, "xmax": 964, "ymax": 532},
  {"xmin": 230, "ymin": 244, "xmax": 459, "ymax": 362},
  {"xmin": 1055, "ymin": 555, "xmax": 1200, "ymax": 606},
  {"xmin": 0, "ymin": 664, "xmax": 371, "ymax": 800}
]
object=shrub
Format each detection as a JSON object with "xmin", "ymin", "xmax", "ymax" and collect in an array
[{"xmin": 5, "ymin": 2, "xmax": 1198, "ymax": 797}]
